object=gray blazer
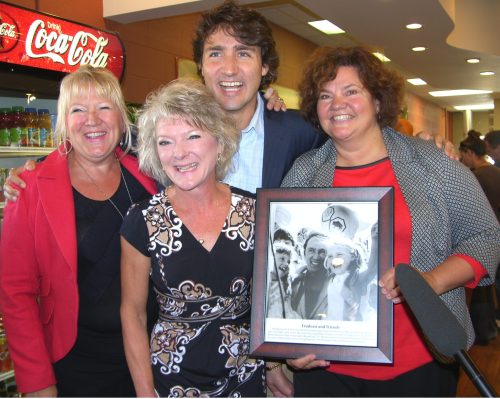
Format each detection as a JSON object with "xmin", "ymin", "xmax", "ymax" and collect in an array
[{"xmin": 282, "ymin": 126, "xmax": 500, "ymax": 348}]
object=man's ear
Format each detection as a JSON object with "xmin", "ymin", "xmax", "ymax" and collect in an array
[{"xmin": 261, "ymin": 63, "xmax": 269, "ymax": 77}]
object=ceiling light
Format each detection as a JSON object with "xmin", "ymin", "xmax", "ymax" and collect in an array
[
  {"xmin": 466, "ymin": 58, "xmax": 480, "ymax": 64},
  {"xmin": 454, "ymin": 103, "xmax": 494, "ymax": 111},
  {"xmin": 308, "ymin": 20, "xmax": 345, "ymax": 35},
  {"xmin": 26, "ymin": 93, "xmax": 36, "ymax": 104},
  {"xmin": 479, "ymin": 71, "xmax": 495, "ymax": 76},
  {"xmin": 407, "ymin": 78, "xmax": 427, "ymax": 86},
  {"xmin": 406, "ymin": 23, "xmax": 422, "ymax": 30},
  {"xmin": 412, "ymin": 46, "xmax": 427, "ymax": 52},
  {"xmin": 429, "ymin": 89, "xmax": 492, "ymax": 97},
  {"xmin": 373, "ymin": 52, "xmax": 390, "ymax": 62}
]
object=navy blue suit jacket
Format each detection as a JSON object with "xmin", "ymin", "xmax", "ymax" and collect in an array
[{"xmin": 261, "ymin": 106, "xmax": 325, "ymax": 188}]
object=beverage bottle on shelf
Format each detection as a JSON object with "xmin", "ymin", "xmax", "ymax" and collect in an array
[
  {"xmin": 27, "ymin": 107, "xmax": 39, "ymax": 147},
  {"xmin": 38, "ymin": 109, "xmax": 52, "ymax": 148},
  {"xmin": 20, "ymin": 108, "xmax": 29, "ymax": 146},
  {"xmin": 50, "ymin": 113, "xmax": 58, "ymax": 147},
  {"xmin": 0, "ymin": 108, "xmax": 10, "ymax": 147},
  {"xmin": 23, "ymin": 107, "xmax": 37, "ymax": 147},
  {"xmin": 9, "ymin": 106, "xmax": 24, "ymax": 147}
]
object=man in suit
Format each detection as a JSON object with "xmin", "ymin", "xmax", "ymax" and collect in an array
[{"xmin": 192, "ymin": 0, "xmax": 324, "ymax": 193}]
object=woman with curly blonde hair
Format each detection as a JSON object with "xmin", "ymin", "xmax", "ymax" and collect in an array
[{"xmin": 120, "ymin": 78, "xmax": 266, "ymax": 397}]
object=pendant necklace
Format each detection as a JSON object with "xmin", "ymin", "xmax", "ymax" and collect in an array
[
  {"xmin": 167, "ymin": 186, "xmax": 215, "ymax": 246},
  {"xmin": 75, "ymin": 157, "xmax": 133, "ymax": 220}
]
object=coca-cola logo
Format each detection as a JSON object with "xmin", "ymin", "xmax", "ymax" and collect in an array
[
  {"xmin": 26, "ymin": 19, "xmax": 109, "ymax": 68},
  {"xmin": 0, "ymin": 2, "xmax": 124, "ymax": 79},
  {"xmin": 0, "ymin": 10, "xmax": 19, "ymax": 53}
]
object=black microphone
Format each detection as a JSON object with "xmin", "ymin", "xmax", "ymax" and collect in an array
[{"xmin": 395, "ymin": 263, "xmax": 497, "ymax": 397}]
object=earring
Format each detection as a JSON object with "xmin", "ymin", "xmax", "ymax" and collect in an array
[{"xmin": 62, "ymin": 138, "xmax": 73, "ymax": 155}]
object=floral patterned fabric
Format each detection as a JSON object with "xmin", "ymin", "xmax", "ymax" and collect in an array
[{"xmin": 121, "ymin": 186, "xmax": 265, "ymax": 397}]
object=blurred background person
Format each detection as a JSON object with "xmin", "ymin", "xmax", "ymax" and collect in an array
[
  {"xmin": 484, "ymin": 130, "xmax": 500, "ymax": 168},
  {"xmin": 281, "ymin": 46, "xmax": 499, "ymax": 397},
  {"xmin": 120, "ymin": 78, "xmax": 287, "ymax": 397},
  {"xmin": 459, "ymin": 130, "xmax": 500, "ymax": 345},
  {"xmin": 0, "ymin": 66, "xmax": 157, "ymax": 397},
  {"xmin": 459, "ymin": 130, "xmax": 500, "ymax": 222}
]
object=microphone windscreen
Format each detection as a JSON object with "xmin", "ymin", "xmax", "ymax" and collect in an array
[{"xmin": 395, "ymin": 263, "xmax": 467, "ymax": 357}]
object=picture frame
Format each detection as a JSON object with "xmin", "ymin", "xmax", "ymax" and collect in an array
[{"xmin": 250, "ymin": 186, "xmax": 394, "ymax": 364}]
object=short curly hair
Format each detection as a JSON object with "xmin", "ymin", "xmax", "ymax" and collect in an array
[
  {"xmin": 299, "ymin": 46, "xmax": 405, "ymax": 130},
  {"xmin": 136, "ymin": 78, "xmax": 240, "ymax": 187},
  {"xmin": 192, "ymin": 0, "xmax": 279, "ymax": 89}
]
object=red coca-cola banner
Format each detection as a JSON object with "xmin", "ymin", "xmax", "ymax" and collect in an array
[{"xmin": 0, "ymin": 1, "xmax": 125, "ymax": 80}]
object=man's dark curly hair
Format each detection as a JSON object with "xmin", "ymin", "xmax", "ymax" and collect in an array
[
  {"xmin": 192, "ymin": 0, "xmax": 279, "ymax": 89},
  {"xmin": 299, "ymin": 46, "xmax": 405, "ymax": 130}
]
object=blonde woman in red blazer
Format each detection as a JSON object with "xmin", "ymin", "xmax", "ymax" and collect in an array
[{"xmin": 0, "ymin": 67, "xmax": 157, "ymax": 397}]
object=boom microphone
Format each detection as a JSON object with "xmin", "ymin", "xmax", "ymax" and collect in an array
[{"xmin": 395, "ymin": 263, "xmax": 497, "ymax": 397}]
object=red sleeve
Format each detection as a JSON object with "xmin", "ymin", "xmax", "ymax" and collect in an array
[
  {"xmin": 454, "ymin": 254, "xmax": 488, "ymax": 288},
  {"xmin": 0, "ymin": 182, "xmax": 56, "ymax": 393}
]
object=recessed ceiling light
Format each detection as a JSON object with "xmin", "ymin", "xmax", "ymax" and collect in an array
[
  {"xmin": 372, "ymin": 52, "xmax": 390, "ymax": 62},
  {"xmin": 308, "ymin": 20, "xmax": 345, "ymax": 35},
  {"xmin": 407, "ymin": 78, "xmax": 427, "ymax": 86},
  {"xmin": 406, "ymin": 23, "xmax": 422, "ymax": 30},
  {"xmin": 412, "ymin": 46, "xmax": 427, "ymax": 52},
  {"xmin": 466, "ymin": 58, "xmax": 480, "ymax": 64},
  {"xmin": 429, "ymin": 89, "xmax": 492, "ymax": 97},
  {"xmin": 454, "ymin": 103, "xmax": 494, "ymax": 111},
  {"xmin": 479, "ymin": 71, "xmax": 495, "ymax": 76}
]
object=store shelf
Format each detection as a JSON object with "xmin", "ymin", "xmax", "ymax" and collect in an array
[
  {"xmin": 0, "ymin": 147, "xmax": 54, "ymax": 157},
  {"xmin": 0, "ymin": 370, "xmax": 14, "ymax": 383}
]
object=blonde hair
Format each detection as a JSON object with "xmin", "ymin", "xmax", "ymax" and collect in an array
[
  {"xmin": 136, "ymin": 78, "xmax": 240, "ymax": 187},
  {"xmin": 55, "ymin": 65, "xmax": 132, "ymax": 154}
]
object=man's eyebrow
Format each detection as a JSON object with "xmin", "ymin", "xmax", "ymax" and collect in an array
[
  {"xmin": 204, "ymin": 44, "xmax": 224, "ymax": 51},
  {"xmin": 234, "ymin": 44, "xmax": 256, "ymax": 51}
]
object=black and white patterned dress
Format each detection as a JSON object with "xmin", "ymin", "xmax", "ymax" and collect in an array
[{"xmin": 121, "ymin": 186, "xmax": 265, "ymax": 397}]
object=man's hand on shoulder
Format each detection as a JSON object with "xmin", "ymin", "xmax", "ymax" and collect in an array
[
  {"xmin": 3, "ymin": 159, "xmax": 36, "ymax": 202},
  {"xmin": 264, "ymin": 86, "xmax": 287, "ymax": 112},
  {"xmin": 416, "ymin": 131, "xmax": 459, "ymax": 160}
]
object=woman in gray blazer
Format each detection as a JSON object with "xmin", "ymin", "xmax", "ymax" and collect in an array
[{"xmin": 282, "ymin": 46, "xmax": 500, "ymax": 397}]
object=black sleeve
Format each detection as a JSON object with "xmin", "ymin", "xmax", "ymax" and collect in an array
[{"xmin": 120, "ymin": 203, "xmax": 150, "ymax": 257}]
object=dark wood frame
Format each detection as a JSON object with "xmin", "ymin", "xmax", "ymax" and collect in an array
[{"xmin": 250, "ymin": 187, "xmax": 394, "ymax": 364}]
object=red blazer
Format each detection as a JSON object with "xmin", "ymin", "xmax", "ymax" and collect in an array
[{"xmin": 0, "ymin": 148, "xmax": 157, "ymax": 393}]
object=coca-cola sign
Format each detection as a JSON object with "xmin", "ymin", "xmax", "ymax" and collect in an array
[{"xmin": 0, "ymin": 1, "xmax": 125, "ymax": 80}]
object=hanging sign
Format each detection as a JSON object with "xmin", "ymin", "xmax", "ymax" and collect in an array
[{"xmin": 0, "ymin": 1, "xmax": 125, "ymax": 80}]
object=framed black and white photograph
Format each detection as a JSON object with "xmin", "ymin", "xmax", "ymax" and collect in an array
[{"xmin": 250, "ymin": 187, "xmax": 394, "ymax": 364}]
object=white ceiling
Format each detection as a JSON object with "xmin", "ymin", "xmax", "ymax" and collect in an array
[{"xmin": 104, "ymin": 0, "xmax": 500, "ymax": 111}]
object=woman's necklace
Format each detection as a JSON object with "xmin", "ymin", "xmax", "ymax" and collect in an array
[
  {"xmin": 167, "ymin": 185, "xmax": 227, "ymax": 246},
  {"xmin": 74, "ymin": 157, "xmax": 133, "ymax": 220}
]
